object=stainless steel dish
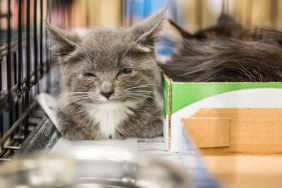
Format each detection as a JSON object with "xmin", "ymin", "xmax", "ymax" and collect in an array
[{"xmin": 0, "ymin": 146, "xmax": 190, "ymax": 188}]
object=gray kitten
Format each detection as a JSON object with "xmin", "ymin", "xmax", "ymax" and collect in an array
[{"xmin": 47, "ymin": 12, "xmax": 165, "ymax": 140}]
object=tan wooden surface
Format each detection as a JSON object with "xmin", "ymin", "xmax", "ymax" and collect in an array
[{"xmin": 201, "ymin": 154, "xmax": 282, "ymax": 188}]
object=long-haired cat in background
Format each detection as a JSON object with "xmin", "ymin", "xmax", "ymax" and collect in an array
[
  {"xmin": 161, "ymin": 14, "xmax": 282, "ymax": 82},
  {"xmin": 47, "ymin": 12, "xmax": 165, "ymax": 140}
]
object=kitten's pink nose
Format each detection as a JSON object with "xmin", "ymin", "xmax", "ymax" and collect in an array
[{"xmin": 101, "ymin": 91, "xmax": 113, "ymax": 99}]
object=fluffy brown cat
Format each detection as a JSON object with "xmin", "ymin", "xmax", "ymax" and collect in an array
[{"xmin": 161, "ymin": 14, "xmax": 282, "ymax": 82}]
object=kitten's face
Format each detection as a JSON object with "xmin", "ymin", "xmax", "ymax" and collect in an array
[
  {"xmin": 64, "ymin": 29, "xmax": 158, "ymax": 104},
  {"xmin": 48, "ymin": 12, "xmax": 164, "ymax": 105}
]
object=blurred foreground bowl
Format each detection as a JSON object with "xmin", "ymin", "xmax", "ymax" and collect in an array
[{"xmin": 0, "ymin": 146, "xmax": 189, "ymax": 188}]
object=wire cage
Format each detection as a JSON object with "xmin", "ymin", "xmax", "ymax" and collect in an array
[
  {"xmin": 0, "ymin": 0, "xmax": 127, "ymax": 162},
  {"xmin": 0, "ymin": 0, "xmax": 52, "ymax": 162},
  {"xmin": 0, "ymin": 0, "xmax": 164, "ymax": 162}
]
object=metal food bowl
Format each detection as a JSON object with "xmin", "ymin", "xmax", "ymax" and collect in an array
[{"xmin": 0, "ymin": 146, "xmax": 190, "ymax": 188}]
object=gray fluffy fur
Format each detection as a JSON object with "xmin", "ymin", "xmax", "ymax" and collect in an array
[{"xmin": 47, "ymin": 12, "xmax": 165, "ymax": 140}]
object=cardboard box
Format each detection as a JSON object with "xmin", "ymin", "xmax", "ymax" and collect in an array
[
  {"xmin": 163, "ymin": 75, "xmax": 282, "ymax": 152},
  {"xmin": 183, "ymin": 108, "xmax": 282, "ymax": 154}
]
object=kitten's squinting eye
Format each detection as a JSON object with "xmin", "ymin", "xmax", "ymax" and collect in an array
[
  {"xmin": 118, "ymin": 68, "xmax": 133, "ymax": 76},
  {"xmin": 83, "ymin": 72, "xmax": 96, "ymax": 78}
]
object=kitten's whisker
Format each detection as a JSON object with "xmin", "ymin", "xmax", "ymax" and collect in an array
[
  {"xmin": 126, "ymin": 84, "xmax": 162, "ymax": 89},
  {"xmin": 57, "ymin": 92, "xmax": 90, "ymax": 98},
  {"xmin": 58, "ymin": 93, "xmax": 89, "ymax": 97},
  {"xmin": 58, "ymin": 91, "xmax": 90, "ymax": 95},
  {"xmin": 64, "ymin": 97, "xmax": 89, "ymax": 103},
  {"xmin": 58, "ymin": 95, "xmax": 88, "ymax": 101},
  {"xmin": 60, "ymin": 97, "xmax": 91, "ymax": 108},
  {"xmin": 121, "ymin": 90, "xmax": 160, "ymax": 94},
  {"xmin": 125, "ymin": 85, "xmax": 153, "ymax": 89},
  {"xmin": 120, "ymin": 92, "xmax": 155, "ymax": 100},
  {"xmin": 67, "ymin": 96, "xmax": 90, "ymax": 102},
  {"xmin": 58, "ymin": 95, "xmax": 88, "ymax": 98}
]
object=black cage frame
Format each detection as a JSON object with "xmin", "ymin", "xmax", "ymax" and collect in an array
[{"xmin": 0, "ymin": 0, "xmax": 52, "ymax": 162}]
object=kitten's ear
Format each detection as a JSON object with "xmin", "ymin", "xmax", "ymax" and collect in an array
[
  {"xmin": 46, "ymin": 23, "xmax": 81, "ymax": 57},
  {"xmin": 130, "ymin": 11, "xmax": 166, "ymax": 51},
  {"xmin": 217, "ymin": 13, "xmax": 237, "ymax": 25},
  {"xmin": 167, "ymin": 19, "xmax": 193, "ymax": 39},
  {"xmin": 160, "ymin": 19, "xmax": 191, "ymax": 51}
]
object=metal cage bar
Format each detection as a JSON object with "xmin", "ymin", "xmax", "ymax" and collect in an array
[{"xmin": 0, "ymin": 0, "xmax": 52, "ymax": 162}]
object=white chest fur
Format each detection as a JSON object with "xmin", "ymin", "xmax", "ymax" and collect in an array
[{"xmin": 85, "ymin": 101, "xmax": 137, "ymax": 137}]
